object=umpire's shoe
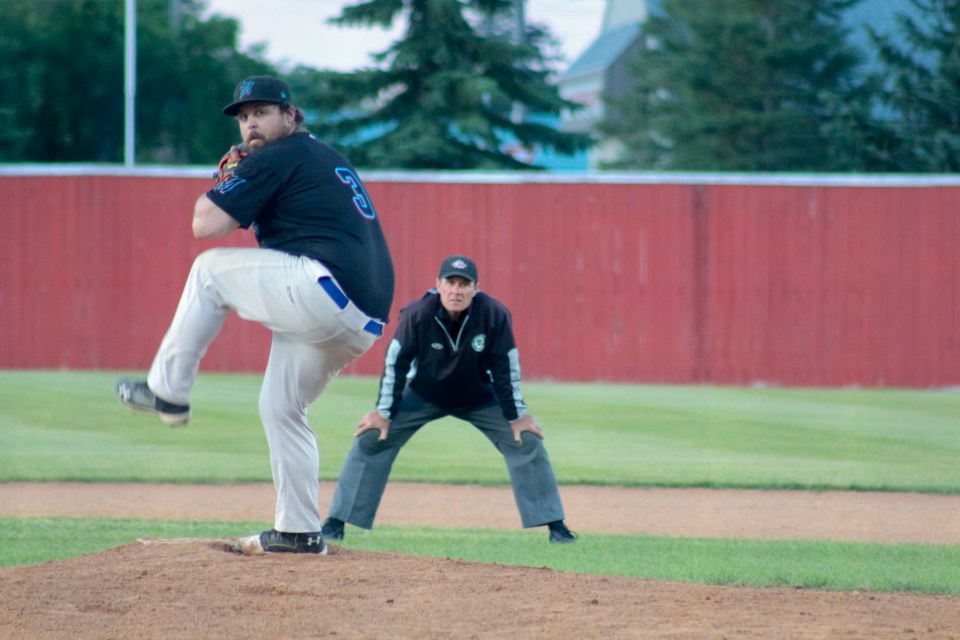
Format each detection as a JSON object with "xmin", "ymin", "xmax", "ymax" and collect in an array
[
  {"xmin": 321, "ymin": 517, "xmax": 345, "ymax": 541},
  {"xmin": 233, "ymin": 529, "xmax": 327, "ymax": 556},
  {"xmin": 548, "ymin": 520, "xmax": 577, "ymax": 544},
  {"xmin": 116, "ymin": 378, "xmax": 191, "ymax": 427}
]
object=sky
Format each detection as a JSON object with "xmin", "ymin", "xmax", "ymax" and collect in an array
[{"xmin": 203, "ymin": 0, "xmax": 607, "ymax": 73}]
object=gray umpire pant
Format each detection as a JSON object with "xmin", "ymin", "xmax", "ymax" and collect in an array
[{"xmin": 327, "ymin": 389, "xmax": 566, "ymax": 529}]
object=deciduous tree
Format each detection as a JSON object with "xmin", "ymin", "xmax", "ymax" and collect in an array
[{"xmin": 0, "ymin": 0, "xmax": 276, "ymax": 163}]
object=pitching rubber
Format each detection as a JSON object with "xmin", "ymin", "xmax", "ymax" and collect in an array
[
  {"xmin": 137, "ymin": 537, "xmax": 238, "ymax": 553},
  {"xmin": 136, "ymin": 536, "xmax": 263, "ymax": 555},
  {"xmin": 136, "ymin": 536, "xmax": 329, "ymax": 556}
]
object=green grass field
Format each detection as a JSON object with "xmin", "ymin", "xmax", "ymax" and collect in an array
[{"xmin": 1, "ymin": 370, "xmax": 959, "ymax": 594}]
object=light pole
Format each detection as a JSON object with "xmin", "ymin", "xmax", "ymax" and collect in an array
[
  {"xmin": 511, "ymin": 0, "xmax": 525, "ymax": 124},
  {"xmin": 124, "ymin": 0, "xmax": 136, "ymax": 166}
]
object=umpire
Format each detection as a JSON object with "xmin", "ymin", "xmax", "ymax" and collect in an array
[{"xmin": 322, "ymin": 255, "xmax": 576, "ymax": 544}]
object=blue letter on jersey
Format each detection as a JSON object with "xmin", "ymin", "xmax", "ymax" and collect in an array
[{"xmin": 335, "ymin": 167, "xmax": 376, "ymax": 219}]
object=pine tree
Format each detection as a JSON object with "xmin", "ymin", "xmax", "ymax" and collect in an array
[
  {"xmin": 601, "ymin": 0, "xmax": 874, "ymax": 172},
  {"xmin": 868, "ymin": 0, "xmax": 960, "ymax": 172},
  {"xmin": 295, "ymin": 0, "xmax": 589, "ymax": 170}
]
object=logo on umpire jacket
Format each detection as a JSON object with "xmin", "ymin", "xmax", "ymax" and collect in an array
[{"xmin": 471, "ymin": 334, "xmax": 486, "ymax": 352}]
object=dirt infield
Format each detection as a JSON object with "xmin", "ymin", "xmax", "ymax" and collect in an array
[{"xmin": 1, "ymin": 482, "xmax": 959, "ymax": 639}]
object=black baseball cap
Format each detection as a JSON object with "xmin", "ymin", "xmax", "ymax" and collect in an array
[
  {"xmin": 222, "ymin": 76, "xmax": 292, "ymax": 116},
  {"xmin": 438, "ymin": 255, "xmax": 478, "ymax": 283}
]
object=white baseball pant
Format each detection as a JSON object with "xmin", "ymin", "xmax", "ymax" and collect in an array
[{"xmin": 147, "ymin": 247, "xmax": 378, "ymax": 533}]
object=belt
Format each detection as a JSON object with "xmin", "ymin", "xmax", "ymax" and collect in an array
[{"xmin": 317, "ymin": 276, "xmax": 384, "ymax": 336}]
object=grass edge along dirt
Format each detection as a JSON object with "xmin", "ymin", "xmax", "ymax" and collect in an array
[{"xmin": 2, "ymin": 517, "xmax": 959, "ymax": 596}]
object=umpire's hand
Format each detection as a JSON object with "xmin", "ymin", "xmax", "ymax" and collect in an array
[
  {"xmin": 510, "ymin": 414, "xmax": 544, "ymax": 444},
  {"xmin": 356, "ymin": 410, "xmax": 390, "ymax": 441}
]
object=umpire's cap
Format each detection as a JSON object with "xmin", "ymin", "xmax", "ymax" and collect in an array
[
  {"xmin": 222, "ymin": 76, "xmax": 292, "ymax": 116},
  {"xmin": 438, "ymin": 255, "xmax": 478, "ymax": 283}
]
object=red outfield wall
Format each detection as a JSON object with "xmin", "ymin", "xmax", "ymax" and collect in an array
[{"xmin": 1, "ymin": 169, "xmax": 959, "ymax": 387}]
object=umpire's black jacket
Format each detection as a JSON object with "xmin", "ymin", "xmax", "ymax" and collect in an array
[{"xmin": 375, "ymin": 290, "xmax": 527, "ymax": 422}]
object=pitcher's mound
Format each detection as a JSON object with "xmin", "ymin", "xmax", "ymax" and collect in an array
[{"xmin": 1, "ymin": 539, "xmax": 957, "ymax": 639}]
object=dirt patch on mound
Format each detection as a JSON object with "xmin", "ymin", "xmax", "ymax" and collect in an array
[{"xmin": 1, "ymin": 483, "xmax": 958, "ymax": 639}]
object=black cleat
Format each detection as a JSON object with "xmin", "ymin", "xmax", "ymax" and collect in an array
[
  {"xmin": 116, "ymin": 378, "xmax": 190, "ymax": 427},
  {"xmin": 548, "ymin": 520, "xmax": 577, "ymax": 544},
  {"xmin": 321, "ymin": 517, "xmax": 345, "ymax": 541},
  {"xmin": 233, "ymin": 529, "xmax": 327, "ymax": 555}
]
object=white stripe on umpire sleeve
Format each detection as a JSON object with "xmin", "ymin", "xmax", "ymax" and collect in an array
[
  {"xmin": 377, "ymin": 339, "xmax": 402, "ymax": 416},
  {"xmin": 508, "ymin": 348, "xmax": 527, "ymax": 416}
]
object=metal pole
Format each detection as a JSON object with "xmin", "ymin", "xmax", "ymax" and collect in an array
[
  {"xmin": 124, "ymin": 0, "xmax": 136, "ymax": 166},
  {"xmin": 511, "ymin": 0, "xmax": 525, "ymax": 124},
  {"xmin": 513, "ymin": 0, "xmax": 525, "ymax": 45}
]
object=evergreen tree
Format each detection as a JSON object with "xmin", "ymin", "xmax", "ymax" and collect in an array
[
  {"xmin": 299, "ymin": 0, "xmax": 589, "ymax": 170},
  {"xmin": 867, "ymin": 0, "xmax": 960, "ymax": 172},
  {"xmin": 601, "ymin": 0, "xmax": 874, "ymax": 172}
]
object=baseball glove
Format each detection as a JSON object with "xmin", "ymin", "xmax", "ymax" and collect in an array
[{"xmin": 213, "ymin": 144, "xmax": 248, "ymax": 188}]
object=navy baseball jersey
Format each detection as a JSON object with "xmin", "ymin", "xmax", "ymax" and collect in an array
[{"xmin": 207, "ymin": 131, "xmax": 394, "ymax": 321}]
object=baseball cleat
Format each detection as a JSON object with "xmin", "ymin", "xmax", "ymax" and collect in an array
[
  {"xmin": 233, "ymin": 529, "xmax": 327, "ymax": 556},
  {"xmin": 547, "ymin": 520, "xmax": 577, "ymax": 544},
  {"xmin": 116, "ymin": 378, "xmax": 191, "ymax": 427},
  {"xmin": 321, "ymin": 517, "xmax": 345, "ymax": 541}
]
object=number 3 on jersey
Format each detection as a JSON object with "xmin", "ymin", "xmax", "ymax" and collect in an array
[{"xmin": 335, "ymin": 167, "xmax": 377, "ymax": 219}]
